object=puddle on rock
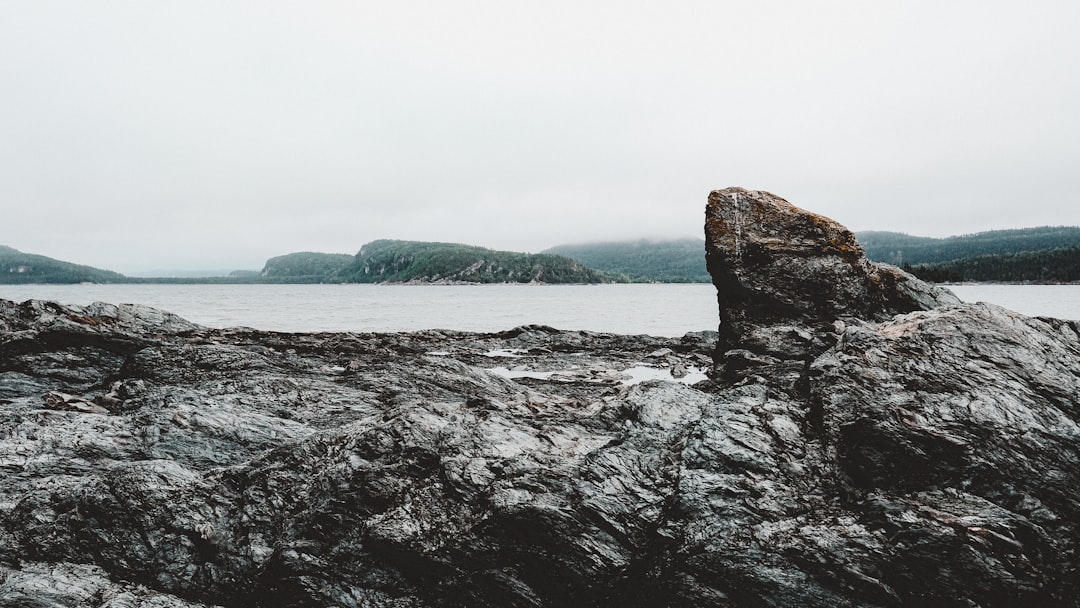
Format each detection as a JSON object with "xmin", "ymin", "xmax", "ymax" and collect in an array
[
  {"xmin": 486, "ymin": 364, "xmax": 708, "ymax": 386},
  {"xmin": 488, "ymin": 367, "xmax": 557, "ymax": 380}
]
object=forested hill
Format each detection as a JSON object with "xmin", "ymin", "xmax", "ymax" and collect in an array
[
  {"xmin": 0, "ymin": 246, "xmax": 127, "ymax": 284},
  {"xmin": 856, "ymin": 227, "xmax": 1080, "ymax": 266},
  {"xmin": 897, "ymin": 247, "xmax": 1080, "ymax": 283},
  {"xmin": 856, "ymin": 227, "xmax": 1080, "ymax": 283},
  {"xmin": 0, "ymin": 242, "xmax": 611, "ymax": 285},
  {"xmin": 335, "ymin": 240, "xmax": 614, "ymax": 284},
  {"xmin": 260, "ymin": 252, "xmax": 354, "ymax": 282},
  {"xmin": 543, "ymin": 238, "xmax": 710, "ymax": 283}
]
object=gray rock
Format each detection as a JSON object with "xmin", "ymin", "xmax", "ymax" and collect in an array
[
  {"xmin": 1, "ymin": 190, "xmax": 1078, "ymax": 607},
  {"xmin": 704, "ymin": 187, "xmax": 960, "ymax": 359}
]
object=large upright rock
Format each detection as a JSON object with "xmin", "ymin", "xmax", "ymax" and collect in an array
[
  {"xmin": 705, "ymin": 187, "xmax": 959, "ymax": 359},
  {"xmin": 3, "ymin": 190, "xmax": 1080, "ymax": 607}
]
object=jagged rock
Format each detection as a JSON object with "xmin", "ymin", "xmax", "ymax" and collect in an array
[
  {"xmin": 1, "ymin": 189, "xmax": 1078, "ymax": 607},
  {"xmin": 705, "ymin": 187, "xmax": 960, "ymax": 359}
]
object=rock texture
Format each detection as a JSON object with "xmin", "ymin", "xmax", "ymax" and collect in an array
[
  {"xmin": 2, "ymin": 189, "xmax": 1079, "ymax": 607},
  {"xmin": 705, "ymin": 187, "xmax": 960, "ymax": 361}
]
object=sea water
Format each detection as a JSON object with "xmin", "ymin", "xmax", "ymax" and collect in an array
[{"xmin": 1, "ymin": 283, "xmax": 1076, "ymax": 337}]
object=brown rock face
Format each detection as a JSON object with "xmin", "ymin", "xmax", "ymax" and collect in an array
[{"xmin": 705, "ymin": 187, "xmax": 959, "ymax": 359}]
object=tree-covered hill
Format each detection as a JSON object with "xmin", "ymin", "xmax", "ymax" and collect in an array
[
  {"xmin": 904, "ymin": 247, "xmax": 1080, "ymax": 283},
  {"xmin": 335, "ymin": 240, "xmax": 614, "ymax": 284},
  {"xmin": 856, "ymin": 227, "xmax": 1080, "ymax": 266},
  {"xmin": 0, "ymin": 246, "xmax": 127, "ymax": 284},
  {"xmin": 543, "ymin": 238, "xmax": 710, "ymax": 283},
  {"xmin": 856, "ymin": 226, "xmax": 1080, "ymax": 283},
  {"xmin": 260, "ymin": 252, "xmax": 354, "ymax": 282}
]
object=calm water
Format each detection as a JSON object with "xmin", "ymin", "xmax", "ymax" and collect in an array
[
  {"xmin": 0, "ymin": 284, "xmax": 719, "ymax": 337},
  {"xmin": 0, "ymin": 283, "xmax": 1076, "ymax": 337},
  {"xmin": 947, "ymin": 284, "xmax": 1080, "ymax": 321}
]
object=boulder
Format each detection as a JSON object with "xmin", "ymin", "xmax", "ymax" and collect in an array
[
  {"xmin": 705, "ymin": 187, "xmax": 959, "ymax": 359},
  {"xmin": 1, "ymin": 189, "xmax": 1078, "ymax": 607}
]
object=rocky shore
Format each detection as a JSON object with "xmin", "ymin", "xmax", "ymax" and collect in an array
[{"xmin": 2, "ymin": 189, "xmax": 1079, "ymax": 607}]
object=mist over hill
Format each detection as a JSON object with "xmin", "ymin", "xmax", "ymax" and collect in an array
[
  {"xmin": 259, "ymin": 252, "xmax": 354, "ymax": 282},
  {"xmin": 856, "ymin": 226, "xmax": 1080, "ymax": 265},
  {"xmin": 856, "ymin": 227, "xmax": 1080, "ymax": 282},
  {"xmin": 336, "ymin": 240, "xmax": 613, "ymax": 284},
  {"xmin": 544, "ymin": 238, "xmax": 710, "ymax": 283},
  {"xmin": 0, "ymin": 246, "xmax": 127, "ymax": 284},
  {"xmin": 7, "ymin": 224, "xmax": 1080, "ymax": 285}
]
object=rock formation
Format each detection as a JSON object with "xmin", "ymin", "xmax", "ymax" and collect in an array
[
  {"xmin": 705, "ymin": 187, "xmax": 960, "ymax": 386},
  {"xmin": 2, "ymin": 190, "xmax": 1079, "ymax": 607}
]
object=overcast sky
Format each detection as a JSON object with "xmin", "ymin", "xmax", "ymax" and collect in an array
[{"xmin": 2, "ymin": 1, "xmax": 1078, "ymax": 273}]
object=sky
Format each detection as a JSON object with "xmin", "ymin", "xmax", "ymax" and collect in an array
[{"xmin": 1, "ymin": 1, "xmax": 1078, "ymax": 273}]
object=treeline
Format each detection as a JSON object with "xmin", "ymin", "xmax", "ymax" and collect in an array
[
  {"xmin": 12, "ymin": 225, "xmax": 1078, "ymax": 285},
  {"xmin": 904, "ymin": 246, "xmax": 1080, "ymax": 283},
  {"xmin": 1, "ymin": 249, "xmax": 127, "ymax": 284},
  {"xmin": 259, "ymin": 252, "xmax": 354, "ymax": 283},
  {"xmin": 857, "ymin": 227, "xmax": 1080, "ymax": 266},
  {"xmin": 337, "ymin": 240, "xmax": 613, "ymax": 284},
  {"xmin": 1, "ymin": 243, "xmax": 615, "ymax": 285},
  {"xmin": 544, "ymin": 238, "xmax": 710, "ymax": 283},
  {"xmin": 856, "ymin": 226, "xmax": 1080, "ymax": 283}
]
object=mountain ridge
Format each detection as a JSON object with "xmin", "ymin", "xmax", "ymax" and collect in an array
[{"xmin": 6, "ymin": 223, "xmax": 1080, "ymax": 285}]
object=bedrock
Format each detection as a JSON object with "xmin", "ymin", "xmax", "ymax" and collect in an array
[{"xmin": 0, "ymin": 190, "xmax": 1078, "ymax": 607}]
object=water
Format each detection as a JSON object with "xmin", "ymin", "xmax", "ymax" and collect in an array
[
  {"xmin": 0, "ymin": 284, "xmax": 720, "ymax": 337},
  {"xmin": 947, "ymin": 284, "xmax": 1080, "ymax": 321},
  {"xmin": 1, "ymin": 283, "xmax": 1076, "ymax": 337}
]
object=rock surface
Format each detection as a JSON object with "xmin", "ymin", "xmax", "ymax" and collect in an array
[
  {"xmin": 1, "ymin": 189, "xmax": 1079, "ymax": 607},
  {"xmin": 705, "ymin": 187, "xmax": 960, "ymax": 361}
]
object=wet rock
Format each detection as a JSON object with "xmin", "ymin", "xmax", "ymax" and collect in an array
[
  {"xmin": 0, "ymin": 561, "xmax": 216, "ymax": 607},
  {"xmin": 1, "ymin": 190, "xmax": 1078, "ymax": 607},
  {"xmin": 704, "ymin": 187, "xmax": 959, "ymax": 359}
]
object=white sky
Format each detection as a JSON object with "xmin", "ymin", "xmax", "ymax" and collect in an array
[{"xmin": 2, "ymin": 0, "xmax": 1078, "ymax": 272}]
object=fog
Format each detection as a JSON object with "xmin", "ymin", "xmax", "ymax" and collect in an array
[{"xmin": 2, "ymin": 1, "xmax": 1077, "ymax": 272}]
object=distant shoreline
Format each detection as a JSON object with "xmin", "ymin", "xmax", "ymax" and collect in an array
[{"xmin": 3, "ymin": 279, "xmax": 719, "ymax": 286}]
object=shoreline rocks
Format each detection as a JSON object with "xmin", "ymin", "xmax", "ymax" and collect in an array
[
  {"xmin": 2, "ymin": 189, "xmax": 1079, "ymax": 607},
  {"xmin": 705, "ymin": 187, "xmax": 964, "ymax": 395},
  {"xmin": 705, "ymin": 187, "xmax": 959, "ymax": 362}
]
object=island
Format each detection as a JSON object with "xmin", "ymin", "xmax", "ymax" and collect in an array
[
  {"xmin": 335, "ymin": 240, "xmax": 614, "ymax": 284},
  {"xmin": 1, "ymin": 241, "xmax": 616, "ymax": 285}
]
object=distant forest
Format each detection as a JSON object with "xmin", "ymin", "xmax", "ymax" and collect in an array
[
  {"xmin": 856, "ymin": 227, "xmax": 1080, "ymax": 283},
  {"xmin": 337, "ymin": 240, "xmax": 612, "ymax": 284},
  {"xmin": 0, "ymin": 242, "xmax": 612, "ymax": 285},
  {"xmin": 0, "ymin": 247, "xmax": 127, "ymax": 284},
  {"xmin": 260, "ymin": 252, "xmax": 354, "ymax": 283},
  {"xmin": 544, "ymin": 239, "xmax": 711, "ymax": 283},
  {"xmin": 899, "ymin": 247, "xmax": 1080, "ymax": 283},
  {"xmin": 5, "ymin": 225, "xmax": 1080, "ymax": 285}
]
